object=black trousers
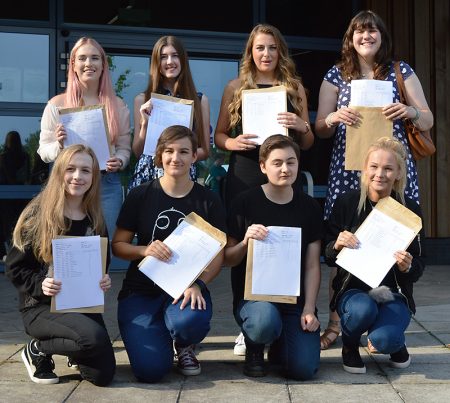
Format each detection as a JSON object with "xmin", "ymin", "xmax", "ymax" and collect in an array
[{"xmin": 22, "ymin": 304, "xmax": 116, "ymax": 386}]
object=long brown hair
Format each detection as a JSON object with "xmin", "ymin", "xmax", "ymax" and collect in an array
[
  {"xmin": 13, "ymin": 145, "xmax": 106, "ymax": 264},
  {"xmin": 337, "ymin": 10, "xmax": 392, "ymax": 81},
  {"xmin": 143, "ymin": 36, "xmax": 205, "ymax": 149},
  {"xmin": 228, "ymin": 24, "xmax": 304, "ymax": 129}
]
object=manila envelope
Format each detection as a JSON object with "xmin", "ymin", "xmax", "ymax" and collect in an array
[{"xmin": 345, "ymin": 106, "xmax": 393, "ymax": 171}]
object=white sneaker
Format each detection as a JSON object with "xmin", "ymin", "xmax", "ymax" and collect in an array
[{"xmin": 234, "ymin": 332, "xmax": 246, "ymax": 356}]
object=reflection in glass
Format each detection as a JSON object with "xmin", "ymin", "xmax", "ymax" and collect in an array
[{"xmin": 0, "ymin": 33, "xmax": 49, "ymax": 103}]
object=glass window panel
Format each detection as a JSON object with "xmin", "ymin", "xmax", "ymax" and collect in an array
[
  {"xmin": 0, "ymin": 33, "xmax": 49, "ymax": 103},
  {"xmin": 0, "ymin": 115, "xmax": 49, "ymax": 185},
  {"xmin": 64, "ymin": 0, "xmax": 253, "ymax": 32},
  {"xmin": 266, "ymin": 0, "xmax": 360, "ymax": 38},
  {"xmin": 0, "ymin": 1, "xmax": 49, "ymax": 21}
]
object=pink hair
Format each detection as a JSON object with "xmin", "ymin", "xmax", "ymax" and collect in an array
[{"xmin": 65, "ymin": 37, "xmax": 120, "ymax": 144}]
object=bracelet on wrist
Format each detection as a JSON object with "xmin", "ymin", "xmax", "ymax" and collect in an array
[
  {"xmin": 303, "ymin": 121, "xmax": 310, "ymax": 135},
  {"xmin": 410, "ymin": 106, "xmax": 420, "ymax": 124},
  {"xmin": 325, "ymin": 112, "xmax": 337, "ymax": 128}
]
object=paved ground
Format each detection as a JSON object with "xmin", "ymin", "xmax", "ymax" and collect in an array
[{"xmin": 1, "ymin": 264, "xmax": 449, "ymax": 402}]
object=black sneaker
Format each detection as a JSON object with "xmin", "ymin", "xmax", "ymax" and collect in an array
[
  {"xmin": 342, "ymin": 346, "xmax": 366, "ymax": 374},
  {"xmin": 244, "ymin": 344, "xmax": 266, "ymax": 377},
  {"xmin": 21, "ymin": 339, "xmax": 59, "ymax": 384},
  {"xmin": 390, "ymin": 345, "xmax": 411, "ymax": 369},
  {"xmin": 67, "ymin": 356, "xmax": 79, "ymax": 371}
]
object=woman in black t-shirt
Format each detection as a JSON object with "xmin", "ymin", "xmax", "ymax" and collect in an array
[
  {"xmin": 113, "ymin": 125, "xmax": 225, "ymax": 383},
  {"xmin": 225, "ymin": 135, "xmax": 322, "ymax": 380}
]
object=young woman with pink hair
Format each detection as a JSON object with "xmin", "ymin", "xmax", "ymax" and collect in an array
[{"xmin": 38, "ymin": 37, "xmax": 131, "ymax": 238}]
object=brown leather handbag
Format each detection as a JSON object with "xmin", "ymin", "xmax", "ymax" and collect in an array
[{"xmin": 394, "ymin": 62, "xmax": 436, "ymax": 161}]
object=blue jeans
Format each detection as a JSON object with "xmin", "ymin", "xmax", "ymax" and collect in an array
[
  {"xmin": 236, "ymin": 300, "xmax": 320, "ymax": 380},
  {"xmin": 118, "ymin": 291, "xmax": 212, "ymax": 383},
  {"xmin": 337, "ymin": 289, "xmax": 411, "ymax": 354},
  {"xmin": 100, "ymin": 171, "xmax": 123, "ymax": 238}
]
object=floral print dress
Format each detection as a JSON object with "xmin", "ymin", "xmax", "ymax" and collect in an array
[{"xmin": 323, "ymin": 61, "xmax": 419, "ymax": 220}]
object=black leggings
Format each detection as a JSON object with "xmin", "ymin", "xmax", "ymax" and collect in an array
[{"xmin": 22, "ymin": 304, "xmax": 116, "ymax": 386}]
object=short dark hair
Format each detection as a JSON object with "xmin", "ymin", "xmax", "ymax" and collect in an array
[
  {"xmin": 154, "ymin": 125, "xmax": 198, "ymax": 167},
  {"xmin": 259, "ymin": 135, "xmax": 300, "ymax": 164}
]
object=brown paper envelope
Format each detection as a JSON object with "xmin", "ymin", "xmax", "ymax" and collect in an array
[
  {"xmin": 50, "ymin": 236, "xmax": 108, "ymax": 313},
  {"xmin": 244, "ymin": 239, "xmax": 297, "ymax": 304},
  {"xmin": 151, "ymin": 92, "xmax": 194, "ymax": 130},
  {"xmin": 336, "ymin": 197, "xmax": 422, "ymax": 263},
  {"xmin": 345, "ymin": 106, "xmax": 393, "ymax": 171},
  {"xmin": 375, "ymin": 197, "xmax": 422, "ymax": 233},
  {"xmin": 59, "ymin": 105, "xmax": 113, "ymax": 157}
]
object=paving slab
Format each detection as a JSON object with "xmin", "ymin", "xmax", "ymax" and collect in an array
[
  {"xmin": 289, "ymin": 384, "xmax": 403, "ymax": 403},
  {"xmin": 395, "ymin": 384, "xmax": 450, "ymax": 403},
  {"xmin": 67, "ymin": 380, "xmax": 182, "ymax": 403},
  {"xmin": 180, "ymin": 379, "xmax": 290, "ymax": 403},
  {"xmin": 0, "ymin": 381, "xmax": 79, "ymax": 403}
]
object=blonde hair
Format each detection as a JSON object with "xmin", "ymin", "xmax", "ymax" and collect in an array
[
  {"xmin": 228, "ymin": 24, "xmax": 304, "ymax": 129},
  {"xmin": 66, "ymin": 37, "xmax": 121, "ymax": 144},
  {"xmin": 143, "ymin": 36, "xmax": 206, "ymax": 149},
  {"xmin": 12, "ymin": 145, "xmax": 106, "ymax": 264},
  {"xmin": 358, "ymin": 137, "xmax": 407, "ymax": 214}
]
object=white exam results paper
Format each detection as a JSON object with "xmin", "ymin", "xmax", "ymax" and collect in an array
[
  {"xmin": 252, "ymin": 226, "xmax": 301, "ymax": 296},
  {"xmin": 52, "ymin": 236, "xmax": 103, "ymax": 310},
  {"xmin": 336, "ymin": 209, "xmax": 416, "ymax": 288},
  {"xmin": 143, "ymin": 94, "xmax": 193, "ymax": 156},
  {"xmin": 350, "ymin": 80, "xmax": 393, "ymax": 107},
  {"xmin": 59, "ymin": 107, "xmax": 111, "ymax": 170},
  {"xmin": 242, "ymin": 86, "xmax": 287, "ymax": 145},
  {"xmin": 138, "ymin": 220, "xmax": 221, "ymax": 299}
]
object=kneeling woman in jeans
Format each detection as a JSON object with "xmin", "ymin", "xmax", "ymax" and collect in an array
[
  {"xmin": 112, "ymin": 125, "xmax": 225, "ymax": 382},
  {"xmin": 6, "ymin": 145, "xmax": 115, "ymax": 386},
  {"xmin": 225, "ymin": 135, "xmax": 322, "ymax": 379},
  {"xmin": 324, "ymin": 137, "xmax": 425, "ymax": 374}
]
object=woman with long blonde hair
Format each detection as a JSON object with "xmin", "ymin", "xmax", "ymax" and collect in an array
[
  {"xmin": 6, "ymin": 145, "xmax": 115, "ymax": 386},
  {"xmin": 38, "ymin": 36, "xmax": 131, "ymax": 238},
  {"xmin": 324, "ymin": 137, "xmax": 425, "ymax": 374},
  {"xmin": 215, "ymin": 23, "xmax": 314, "ymax": 212}
]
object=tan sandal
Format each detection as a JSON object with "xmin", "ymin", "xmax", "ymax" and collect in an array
[
  {"xmin": 367, "ymin": 339, "xmax": 378, "ymax": 354},
  {"xmin": 320, "ymin": 326, "xmax": 340, "ymax": 350}
]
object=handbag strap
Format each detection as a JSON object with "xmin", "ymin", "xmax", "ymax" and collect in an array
[{"xmin": 394, "ymin": 61, "xmax": 407, "ymax": 105}]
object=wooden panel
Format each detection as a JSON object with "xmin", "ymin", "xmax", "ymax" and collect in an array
[{"xmin": 434, "ymin": 0, "xmax": 450, "ymax": 236}]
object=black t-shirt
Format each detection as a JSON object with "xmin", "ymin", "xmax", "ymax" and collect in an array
[
  {"xmin": 227, "ymin": 186, "xmax": 323, "ymax": 311},
  {"xmin": 117, "ymin": 179, "xmax": 226, "ymax": 298}
]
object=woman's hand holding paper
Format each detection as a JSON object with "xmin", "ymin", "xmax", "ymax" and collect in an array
[
  {"xmin": 42, "ymin": 277, "xmax": 62, "ymax": 296},
  {"xmin": 334, "ymin": 230, "xmax": 360, "ymax": 252},
  {"xmin": 394, "ymin": 250, "xmax": 413, "ymax": 272},
  {"xmin": 144, "ymin": 240, "xmax": 172, "ymax": 261},
  {"xmin": 243, "ymin": 224, "xmax": 269, "ymax": 246},
  {"xmin": 100, "ymin": 274, "xmax": 111, "ymax": 292}
]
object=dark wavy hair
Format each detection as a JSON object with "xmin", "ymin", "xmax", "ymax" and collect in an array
[{"xmin": 337, "ymin": 10, "xmax": 392, "ymax": 81}]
